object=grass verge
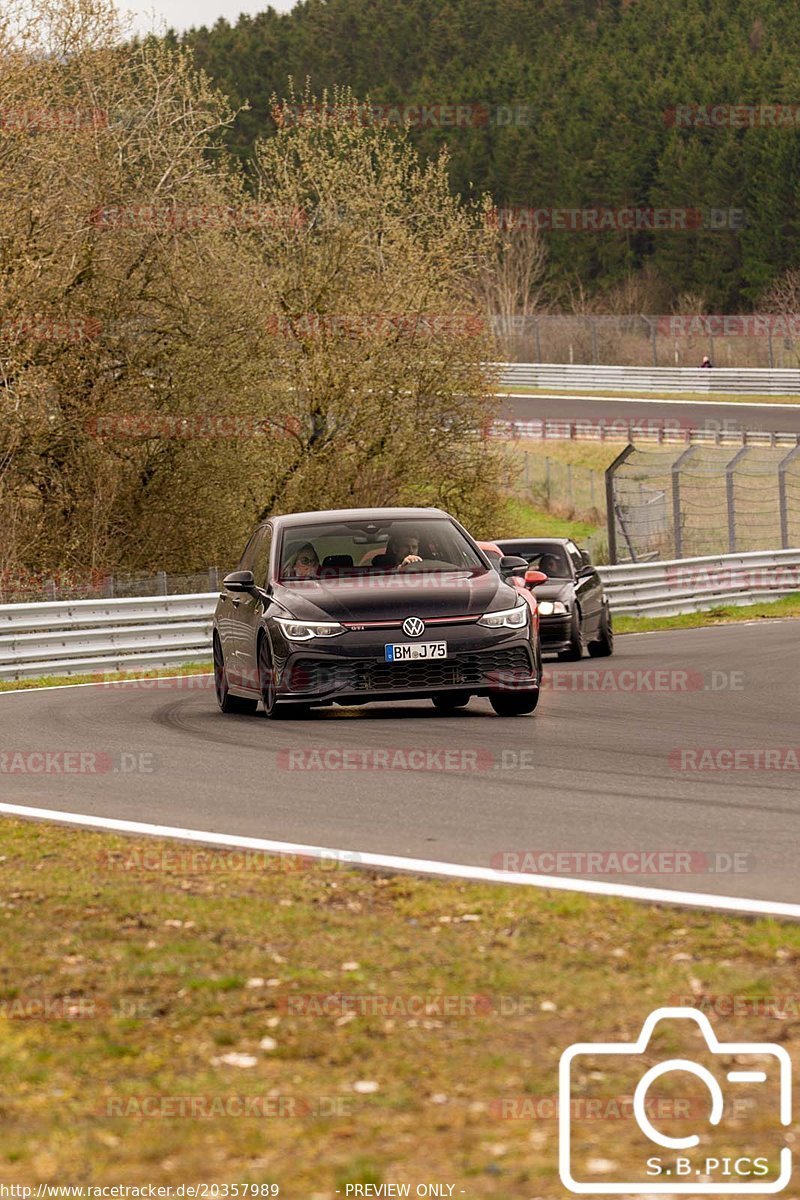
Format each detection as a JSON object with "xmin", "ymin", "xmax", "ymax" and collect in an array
[
  {"xmin": 496, "ymin": 495, "xmax": 603, "ymax": 542},
  {"xmin": 615, "ymin": 592, "xmax": 800, "ymax": 633},
  {"xmin": 0, "ymin": 663, "xmax": 212, "ymax": 693},
  {"xmin": 0, "ymin": 817, "xmax": 797, "ymax": 1195}
]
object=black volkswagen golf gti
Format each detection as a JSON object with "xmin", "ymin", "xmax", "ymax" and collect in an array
[{"xmin": 213, "ymin": 507, "xmax": 541, "ymax": 718}]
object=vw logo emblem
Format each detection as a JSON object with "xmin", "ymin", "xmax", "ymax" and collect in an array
[{"xmin": 402, "ymin": 616, "xmax": 425, "ymax": 638}]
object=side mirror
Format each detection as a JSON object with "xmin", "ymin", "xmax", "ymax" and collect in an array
[
  {"xmin": 577, "ymin": 563, "xmax": 595, "ymax": 579},
  {"xmin": 223, "ymin": 569, "xmax": 256, "ymax": 593},
  {"xmin": 499, "ymin": 554, "xmax": 529, "ymax": 580},
  {"xmin": 524, "ymin": 569, "xmax": 548, "ymax": 588},
  {"xmin": 579, "ymin": 548, "xmax": 592, "ymax": 566}
]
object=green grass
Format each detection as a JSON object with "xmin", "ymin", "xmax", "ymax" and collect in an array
[
  {"xmin": 0, "ymin": 817, "xmax": 797, "ymax": 1194},
  {"xmin": 497, "ymin": 385, "xmax": 800, "ymax": 404},
  {"xmin": 513, "ymin": 438, "xmax": 626, "ymax": 473},
  {"xmin": 0, "ymin": 662, "xmax": 212, "ymax": 692},
  {"xmin": 615, "ymin": 592, "xmax": 800, "ymax": 633},
  {"xmin": 496, "ymin": 494, "xmax": 603, "ymax": 542}
]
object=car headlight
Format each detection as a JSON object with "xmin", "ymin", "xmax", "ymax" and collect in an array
[
  {"xmin": 275, "ymin": 617, "xmax": 346, "ymax": 641},
  {"xmin": 538, "ymin": 601, "xmax": 568, "ymax": 616},
  {"xmin": 477, "ymin": 603, "xmax": 529, "ymax": 629}
]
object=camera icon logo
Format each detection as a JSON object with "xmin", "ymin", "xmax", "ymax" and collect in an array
[{"xmin": 559, "ymin": 1007, "xmax": 792, "ymax": 1194}]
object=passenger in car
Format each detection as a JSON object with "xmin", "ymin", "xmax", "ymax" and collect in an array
[{"xmin": 283, "ymin": 542, "xmax": 320, "ymax": 579}]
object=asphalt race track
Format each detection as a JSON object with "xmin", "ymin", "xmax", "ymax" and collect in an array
[
  {"xmin": 499, "ymin": 393, "xmax": 800, "ymax": 434},
  {"xmin": 1, "ymin": 622, "xmax": 799, "ymax": 909}
]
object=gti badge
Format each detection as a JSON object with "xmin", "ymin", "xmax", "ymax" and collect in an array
[{"xmin": 402, "ymin": 616, "xmax": 425, "ymax": 637}]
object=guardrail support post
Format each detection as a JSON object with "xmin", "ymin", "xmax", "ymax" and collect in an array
[
  {"xmin": 778, "ymin": 445, "xmax": 800, "ymax": 548},
  {"xmin": 725, "ymin": 446, "xmax": 751, "ymax": 553},
  {"xmin": 605, "ymin": 444, "xmax": 636, "ymax": 564},
  {"xmin": 671, "ymin": 445, "xmax": 698, "ymax": 559}
]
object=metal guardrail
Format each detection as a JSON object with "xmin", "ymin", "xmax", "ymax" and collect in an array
[
  {"xmin": 497, "ymin": 363, "xmax": 800, "ymax": 395},
  {"xmin": 1, "ymin": 548, "xmax": 799, "ymax": 680},
  {"xmin": 491, "ymin": 418, "xmax": 800, "ymax": 446},
  {"xmin": 598, "ymin": 548, "xmax": 800, "ymax": 617},
  {"xmin": 0, "ymin": 595, "xmax": 215, "ymax": 679}
]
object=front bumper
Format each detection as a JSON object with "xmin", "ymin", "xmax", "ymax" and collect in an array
[
  {"xmin": 538, "ymin": 614, "xmax": 573, "ymax": 654},
  {"xmin": 272, "ymin": 624, "xmax": 539, "ymax": 705}
]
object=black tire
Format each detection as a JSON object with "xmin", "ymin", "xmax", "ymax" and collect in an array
[
  {"xmin": 557, "ymin": 609, "xmax": 583, "ymax": 661},
  {"xmin": 489, "ymin": 689, "xmax": 539, "ymax": 717},
  {"xmin": 588, "ymin": 605, "xmax": 614, "ymax": 658},
  {"xmin": 258, "ymin": 634, "xmax": 292, "ymax": 719},
  {"xmin": 432, "ymin": 691, "xmax": 471, "ymax": 712},
  {"xmin": 213, "ymin": 635, "xmax": 258, "ymax": 715}
]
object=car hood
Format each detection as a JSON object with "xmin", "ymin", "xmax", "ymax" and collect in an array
[
  {"xmin": 272, "ymin": 569, "xmax": 517, "ymax": 622},
  {"xmin": 531, "ymin": 580, "xmax": 574, "ymax": 603}
]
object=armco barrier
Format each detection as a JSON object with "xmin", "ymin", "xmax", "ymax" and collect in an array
[
  {"xmin": 1, "ymin": 548, "xmax": 799, "ymax": 679},
  {"xmin": 598, "ymin": 548, "xmax": 800, "ymax": 617},
  {"xmin": 497, "ymin": 362, "xmax": 800, "ymax": 395}
]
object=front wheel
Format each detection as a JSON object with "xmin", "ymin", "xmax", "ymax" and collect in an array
[
  {"xmin": 588, "ymin": 606, "xmax": 614, "ymax": 657},
  {"xmin": 258, "ymin": 635, "xmax": 291, "ymax": 719},
  {"xmin": 214, "ymin": 635, "xmax": 258, "ymax": 715},
  {"xmin": 489, "ymin": 689, "xmax": 539, "ymax": 717},
  {"xmin": 557, "ymin": 610, "xmax": 583, "ymax": 661}
]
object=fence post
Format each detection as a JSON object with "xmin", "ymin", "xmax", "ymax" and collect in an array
[
  {"xmin": 778, "ymin": 445, "xmax": 800, "ymax": 548},
  {"xmin": 725, "ymin": 446, "xmax": 751, "ymax": 553},
  {"xmin": 157, "ymin": 570, "xmax": 168, "ymax": 596},
  {"xmin": 545, "ymin": 458, "xmax": 551, "ymax": 502},
  {"xmin": 671, "ymin": 445, "xmax": 697, "ymax": 559},
  {"xmin": 44, "ymin": 579, "xmax": 56, "ymax": 602},
  {"xmin": 209, "ymin": 566, "xmax": 220, "ymax": 593},
  {"xmin": 567, "ymin": 463, "xmax": 573, "ymax": 506},
  {"xmin": 605, "ymin": 444, "xmax": 636, "ymax": 564},
  {"xmin": 524, "ymin": 452, "xmax": 530, "ymax": 489}
]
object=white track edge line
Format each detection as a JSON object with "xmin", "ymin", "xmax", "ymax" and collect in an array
[
  {"xmin": 0, "ymin": 672, "xmax": 213, "ymax": 696},
  {"xmin": 1, "ymin": 803, "xmax": 797, "ymax": 921},
  {"xmin": 498, "ymin": 392, "xmax": 800, "ymax": 409}
]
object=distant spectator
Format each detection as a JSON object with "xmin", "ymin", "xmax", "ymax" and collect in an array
[{"xmin": 700, "ymin": 355, "xmax": 713, "ymax": 368}]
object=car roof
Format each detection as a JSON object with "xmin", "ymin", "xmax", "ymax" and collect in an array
[
  {"xmin": 495, "ymin": 536, "xmax": 571, "ymax": 547},
  {"xmin": 269, "ymin": 507, "xmax": 450, "ymax": 530}
]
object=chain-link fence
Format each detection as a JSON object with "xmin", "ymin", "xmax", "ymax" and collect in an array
[
  {"xmin": 491, "ymin": 314, "xmax": 800, "ymax": 368},
  {"xmin": 606, "ymin": 443, "xmax": 800, "ymax": 562},
  {"xmin": 508, "ymin": 452, "xmax": 609, "ymax": 562},
  {"xmin": 0, "ymin": 567, "xmax": 226, "ymax": 606}
]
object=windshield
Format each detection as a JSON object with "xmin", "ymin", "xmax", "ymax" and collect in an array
[
  {"xmin": 508, "ymin": 544, "xmax": 572, "ymax": 579},
  {"xmin": 278, "ymin": 518, "xmax": 486, "ymax": 580}
]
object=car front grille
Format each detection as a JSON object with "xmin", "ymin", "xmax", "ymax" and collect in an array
[{"xmin": 285, "ymin": 647, "xmax": 533, "ymax": 694}]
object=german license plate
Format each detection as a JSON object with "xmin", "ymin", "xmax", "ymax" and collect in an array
[{"xmin": 385, "ymin": 641, "xmax": 447, "ymax": 662}]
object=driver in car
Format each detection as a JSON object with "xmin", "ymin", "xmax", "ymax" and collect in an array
[
  {"xmin": 538, "ymin": 553, "xmax": 564, "ymax": 578},
  {"xmin": 385, "ymin": 532, "xmax": 423, "ymax": 568}
]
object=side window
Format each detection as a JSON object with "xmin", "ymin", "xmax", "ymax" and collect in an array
[
  {"xmin": 238, "ymin": 530, "xmax": 261, "ymax": 572},
  {"xmin": 252, "ymin": 526, "xmax": 273, "ymax": 587},
  {"xmin": 566, "ymin": 542, "xmax": 583, "ymax": 573}
]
